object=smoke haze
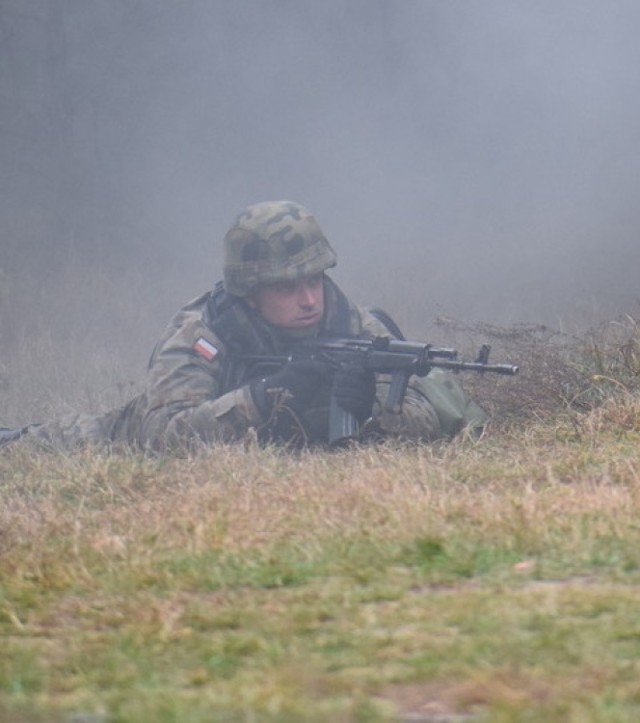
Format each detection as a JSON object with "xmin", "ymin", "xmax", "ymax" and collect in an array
[{"xmin": 2, "ymin": 0, "xmax": 640, "ymax": 332}]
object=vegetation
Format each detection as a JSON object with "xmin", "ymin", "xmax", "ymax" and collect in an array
[{"xmin": 3, "ymin": 302, "xmax": 640, "ymax": 722}]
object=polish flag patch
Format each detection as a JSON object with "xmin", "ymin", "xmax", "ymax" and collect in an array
[{"xmin": 193, "ymin": 337, "xmax": 218, "ymax": 361}]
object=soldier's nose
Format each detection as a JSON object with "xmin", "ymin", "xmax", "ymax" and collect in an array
[{"xmin": 299, "ymin": 285, "xmax": 316, "ymax": 306}]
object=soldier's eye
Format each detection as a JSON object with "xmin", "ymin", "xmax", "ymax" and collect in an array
[{"xmin": 273, "ymin": 281, "xmax": 296, "ymax": 294}]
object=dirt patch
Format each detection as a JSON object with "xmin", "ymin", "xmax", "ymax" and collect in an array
[{"xmin": 377, "ymin": 680, "xmax": 480, "ymax": 721}]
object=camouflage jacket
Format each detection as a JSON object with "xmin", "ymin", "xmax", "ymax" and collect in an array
[{"xmin": 30, "ymin": 278, "xmax": 487, "ymax": 451}]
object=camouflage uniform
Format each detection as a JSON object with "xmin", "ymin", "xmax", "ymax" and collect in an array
[{"xmin": 20, "ymin": 201, "xmax": 486, "ymax": 452}]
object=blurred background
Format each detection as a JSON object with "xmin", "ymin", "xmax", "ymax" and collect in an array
[{"xmin": 2, "ymin": 0, "xmax": 639, "ymax": 423}]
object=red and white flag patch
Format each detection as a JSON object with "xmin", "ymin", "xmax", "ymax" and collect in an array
[{"xmin": 193, "ymin": 337, "xmax": 218, "ymax": 361}]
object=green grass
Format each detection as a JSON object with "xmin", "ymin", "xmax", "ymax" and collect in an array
[
  {"xmin": 4, "ymin": 400, "xmax": 640, "ymax": 722},
  {"xmin": 4, "ymin": 266, "xmax": 640, "ymax": 721}
]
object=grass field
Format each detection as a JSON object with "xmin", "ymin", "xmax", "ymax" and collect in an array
[
  {"xmin": 3, "ymin": 401, "xmax": 640, "ymax": 722},
  {"xmin": 2, "ymin": 270, "xmax": 640, "ymax": 721}
]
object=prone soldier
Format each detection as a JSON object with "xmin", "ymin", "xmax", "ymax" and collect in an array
[{"xmin": 1, "ymin": 200, "xmax": 488, "ymax": 451}]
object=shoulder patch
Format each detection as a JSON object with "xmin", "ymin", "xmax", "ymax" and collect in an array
[{"xmin": 193, "ymin": 337, "xmax": 218, "ymax": 361}]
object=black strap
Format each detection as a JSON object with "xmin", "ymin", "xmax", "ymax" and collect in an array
[
  {"xmin": 367, "ymin": 307, "xmax": 406, "ymax": 340},
  {"xmin": 204, "ymin": 277, "xmax": 361, "ymax": 393}
]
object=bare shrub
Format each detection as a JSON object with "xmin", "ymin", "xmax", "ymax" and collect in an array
[{"xmin": 433, "ymin": 314, "xmax": 640, "ymax": 426}]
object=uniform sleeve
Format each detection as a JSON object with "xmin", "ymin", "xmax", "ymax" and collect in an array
[
  {"xmin": 136, "ymin": 315, "xmax": 263, "ymax": 451},
  {"xmin": 359, "ymin": 309, "xmax": 487, "ymax": 442}
]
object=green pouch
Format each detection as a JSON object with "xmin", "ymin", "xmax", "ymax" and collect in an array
[{"xmin": 415, "ymin": 368, "xmax": 488, "ymax": 438}]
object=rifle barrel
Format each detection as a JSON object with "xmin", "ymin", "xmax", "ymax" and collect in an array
[{"xmin": 430, "ymin": 359, "xmax": 519, "ymax": 376}]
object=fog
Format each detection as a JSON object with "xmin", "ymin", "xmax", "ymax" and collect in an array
[{"xmin": 2, "ymin": 0, "xmax": 640, "ymax": 331}]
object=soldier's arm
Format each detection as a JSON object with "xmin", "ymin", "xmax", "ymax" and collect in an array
[
  {"xmin": 359, "ymin": 309, "xmax": 486, "ymax": 441},
  {"xmin": 356, "ymin": 309, "xmax": 440, "ymax": 441},
  {"xmin": 136, "ymin": 316, "xmax": 262, "ymax": 451}
]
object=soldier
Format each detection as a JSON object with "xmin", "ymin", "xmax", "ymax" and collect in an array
[{"xmin": 0, "ymin": 200, "xmax": 486, "ymax": 452}]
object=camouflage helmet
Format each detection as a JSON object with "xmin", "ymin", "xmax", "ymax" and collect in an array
[{"xmin": 223, "ymin": 200, "xmax": 337, "ymax": 296}]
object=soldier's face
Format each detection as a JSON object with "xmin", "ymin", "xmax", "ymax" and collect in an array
[{"xmin": 250, "ymin": 273, "xmax": 325, "ymax": 328}]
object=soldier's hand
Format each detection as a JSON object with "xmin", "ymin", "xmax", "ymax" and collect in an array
[
  {"xmin": 333, "ymin": 363, "xmax": 376, "ymax": 423},
  {"xmin": 250, "ymin": 359, "xmax": 331, "ymax": 420}
]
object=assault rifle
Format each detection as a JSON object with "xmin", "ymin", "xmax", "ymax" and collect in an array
[{"xmin": 240, "ymin": 336, "xmax": 518, "ymax": 446}]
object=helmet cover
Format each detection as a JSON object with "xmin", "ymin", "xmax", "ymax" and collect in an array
[{"xmin": 223, "ymin": 200, "xmax": 337, "ymax": 296}]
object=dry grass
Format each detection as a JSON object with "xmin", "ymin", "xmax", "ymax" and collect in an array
[
  {"xmin": 4, "ymin": 264, "xmax": 640, "ymax": 720},
  {"xmin": 3, "ymin": 398, "xmax": 640, "ymax": 721},
  {"xmin": 433, "ymin": 313, "xmax": 640, "ymax": 425}
]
